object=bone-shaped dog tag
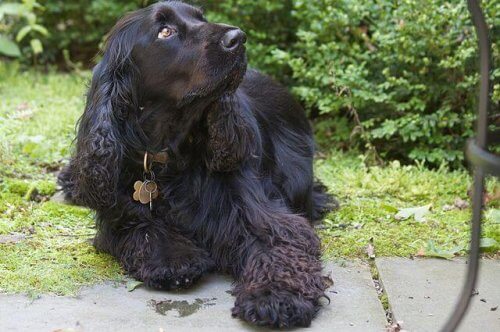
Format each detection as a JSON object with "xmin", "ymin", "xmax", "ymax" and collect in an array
[
  {"xmin": 133, "ymin": 180, "xmax": 143, "ymax": 202},
  {"xmin": 140, "ymin": 180, "xmax": 158, "ymax": 204}
]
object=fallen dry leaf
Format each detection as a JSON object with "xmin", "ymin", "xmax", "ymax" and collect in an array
[
  {"xmin": 10, "ymin": 109, "xmax": 34, "ymax": 120},
  {"xmin": 416, "ymin": 247, "xmax": 426, "ymax": 257},
  {"xmin": 15, "ymin": 102, "xmax": 30, "ymax": 111},
  {"xmin": 386, "ymin": 320, "xmax": 408, "ymax": 332},
  {"xmin": 454, "ymin": 198, "xmax": 469, "ymax": 210},
  {"xmin": 484, "ymin": 187, "xmax": 500, "ymax": 204},
  {"xmin": 442, "ymin": 204, "xmax": 454, "ymax": 211},
  {"xmin": 366, "ymin": 242, "xmax": 376, "ymax": 259},
  {"xmin": 467, "ymin": 186, "xmax": 500, "ymax": 205}
]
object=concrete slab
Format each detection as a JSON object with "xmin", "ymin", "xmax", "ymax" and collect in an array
[
  {"xmin": 376, "ymin": 258, "xmax": 500, "ymax": 332},
  {"xmin": 50, "ymin": 190, "xmax": 70, "ymax": 204},
  {"xmin": 0, "ymin": 261, "xmax": 387, "ymax": 332}
]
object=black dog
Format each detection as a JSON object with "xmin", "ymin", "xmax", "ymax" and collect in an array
[{"xmin": 59, "ymin": 0, "xmax": 334, "ymax": 328}]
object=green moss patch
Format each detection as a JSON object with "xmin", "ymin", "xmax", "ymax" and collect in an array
[
  {"xmin": 0, "ymin": 66, "xmax": 122, "ymax": 296},
  {"xmin": 0, "ymin": 199, "xmax": 122, "ymax": 296},
  {"xmin": 316, "ymin": 152, "xmax": 499, "ymax": 259}
]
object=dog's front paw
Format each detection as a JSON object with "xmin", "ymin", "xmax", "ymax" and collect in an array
[
  {"xmin": 138, "ymin": 255, "xmax": 215, "ymax": 290},
  {"xmin": 232, "ymin": 290, "xmax": 318, "ymax": 328}
]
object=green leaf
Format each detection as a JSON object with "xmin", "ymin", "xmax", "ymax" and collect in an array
[
  {"xmin": 25, "ymin": 12, "xmax": 36, "ymax": 25},
  {"xmin": 381, "ymin": 204, "xmax": 398, "ymax": 213},
  {"xmin": 16, "ymin": 26, "xmax": 32, "ymax": 42},
  {"xmin": 0, "ymin": 3, "xmax": 23, "ymax": 19},
  {"xmin": 480, "ymin": 238, "xmax": 498, "ymax": 249},
  {"xmin": 424, "ymin": 240, "xmax": 463, "ymax": 260},
  {"xmin": 126, "ymin": 279, "xmax": 143, "ymax": 292},
  {"xmin": 30, "ymin": 38, "xmax": 43, "ymax": 54},
  {"xmin": 395, "ymin": 204, "xmax": 432, "ymax": 222},
  {"xmin": 486, "ymin": 209, "xmax": 500, "ymax": 224},
  {"xmin": 0, "ymin": 35, "xmax": 21, "ymax": 57},
  {"xmin": 31, "ymin": 1, "xmax": 44, "ymax": 9},
  {"xmin": 31, "ymin": 24, "xmax": 49, "ymax": 36}
]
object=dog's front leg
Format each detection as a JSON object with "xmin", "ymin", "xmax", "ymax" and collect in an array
[
  {"xmin": 230, "ymin": 204, "xmax": 330, "ymax": 328},
  {"xmin": 94, "ymin": 216, "xmax": 215, "ymax": 290},
  {"xmin": 137, "ymin": 227, "xmax": 216, "ymax": 290}
]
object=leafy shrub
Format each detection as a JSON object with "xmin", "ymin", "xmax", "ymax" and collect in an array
[
  {"xmin": 271, "ymin": 0, "xmax": 499, "ymax": 166},
  {"xmin": 0, "ymin": 0, "xmax": 49, "ymax": 61},
  {"xmin": 36, "ymin": 0, "xmax": 153, "ymax": 64}
]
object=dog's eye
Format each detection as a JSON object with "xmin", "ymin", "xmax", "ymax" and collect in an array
[{"xmin": 158, "ymin": 27, "xmax": 175, "ymax": 39}]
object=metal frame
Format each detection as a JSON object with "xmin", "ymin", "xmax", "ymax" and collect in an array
[{"xmin": 440, "ymin": 1, "xmax": 497, "ymax": 331}]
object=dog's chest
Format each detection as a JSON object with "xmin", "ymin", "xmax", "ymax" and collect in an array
[{"xmin": 156, "ymin": 170, "xmax": 236, "ymax": 229}]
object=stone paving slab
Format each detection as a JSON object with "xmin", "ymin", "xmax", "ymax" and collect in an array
[
  {"xmin": 0, "ymin": 261, "xmax": 387, "ymax": 332},
  {"xmin": 376, "ymin": 258, "xmax": 500, "ymax": 332}
]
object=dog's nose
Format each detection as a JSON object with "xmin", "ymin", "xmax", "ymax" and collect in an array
[{"xmin": 221, "ymin": 29, "xmax": 247, "ymax": 51}]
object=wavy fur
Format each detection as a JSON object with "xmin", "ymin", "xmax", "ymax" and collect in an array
[{"xmin": 58, "ymin": 1, "xmax": 337, "ymax": 328}]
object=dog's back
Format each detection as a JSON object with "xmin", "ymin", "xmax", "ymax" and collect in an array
[{"xmin": 237, "ymin": 69, "xmax": 336, "ymax": 221}]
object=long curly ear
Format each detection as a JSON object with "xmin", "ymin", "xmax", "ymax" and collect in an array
[
  {"xmin": 59, "ymin": 13, "xmax": 143, "ymax": 209},
  {"xmin": 205, "ymin": 94, "xmax": 262, "ymax": 172}
]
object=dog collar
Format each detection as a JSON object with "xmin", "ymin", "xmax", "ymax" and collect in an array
[{"xmin": 141, "ymin": 150, "xmax": 169, "ymax": 172}]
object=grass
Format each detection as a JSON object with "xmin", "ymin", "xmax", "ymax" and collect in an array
[
  {"xmin": 0, "ymin": 64, "xmax": 122, "ymax": 296},
  {"xmin": 316, "ymin": 153, "xmax": 499, "ymax": 259},
  {"xmin": 0, "ymin": 63, "xmax": 498, "ymax": 296}
]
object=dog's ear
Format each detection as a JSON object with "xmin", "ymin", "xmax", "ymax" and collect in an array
[
  {"xmin": 204, "ymin": 95, "xmax": 262, "ymax": 172},
  {"xmin": 62, "ymin": 14, "xmax": 142, "ymax": 209}
]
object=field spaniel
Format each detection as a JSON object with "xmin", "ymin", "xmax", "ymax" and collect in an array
[{"xmin": 59, "ymin": 0, "xmax": 335, "ymax": 328}]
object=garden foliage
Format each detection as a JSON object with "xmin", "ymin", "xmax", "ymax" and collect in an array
[
  {"xmin": 1, "ymin": 0, "xmax": 498, "ymax": 167},
  {"xmin": 0, "ymin": 0, "xmax": 48, "ymax": 59}
]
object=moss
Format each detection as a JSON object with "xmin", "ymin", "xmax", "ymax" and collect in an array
[
  {"xmin": 1, "ymin": 178, "xmax": 56, "ymax": 199},
  {"xmin": 0, "ymin": 241, "xmax": 122, "ymax": 296},
  {"xmin": 1, "ymin": 179, "xmax": 31, "ymax": 196},
  {"xmin": 33, "ymin": 180, "xmax": 57, "ymax": 197},
  {"xmin": 370, "ymin": 264, "xmax": 379, "ymax": 280},
  {"xmin": 316, "ymin": 152, "xmax": 499, "ymax": 259},
  {"xmin": 0, "ymin": 69, "xmax": 123, "ymax": 296},
  {"xmin": 379, "ymin": 293, "xmax": 390, "ymax": 312},
  {"xmin": 0, "ymin": 192, "xmax": 24, "ymax": 213},
  {"xmin": 0, "ymin": 200, "xmax": 122, "ymax": 296}
]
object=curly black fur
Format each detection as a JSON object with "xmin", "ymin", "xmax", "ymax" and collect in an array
[{"xmin": 58, "ymin": 1, "xmax": 336, "ymax": 328}]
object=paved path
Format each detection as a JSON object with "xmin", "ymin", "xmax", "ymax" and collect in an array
[
  {"xmin": 1, "ymin": 259, "xmax": 499, "ymax": 331},
  {"xmin": 0, "ymin": 262, "xmax": 387, "ymax": 332},
  {"xmin": 376, "ymin": 258, "xmax": 500, "ymax": 332}
]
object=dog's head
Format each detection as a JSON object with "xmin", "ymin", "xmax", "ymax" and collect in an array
[
  {"xmin": 104, "ymin": 0, "xmax": 248, "ymax": 108},
  {"xmin": 68, "ymin": 1, "xmax": 248, "ymax": 208}
]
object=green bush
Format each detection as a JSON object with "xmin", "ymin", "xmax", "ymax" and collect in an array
[
  {"xmin": 36, "ymin": 0, "xmax": 152, "ymax": 64},
  {"xmin": 0, "ymin": 1, "xmax": 49, "ymax": 61},
  {"xmin": 4, "ymin": 0, "xmax": 499, "ymax": 168},
  {"xmin": 277, "ymin": 0, "xmax": 499, "ymax": 166}
]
